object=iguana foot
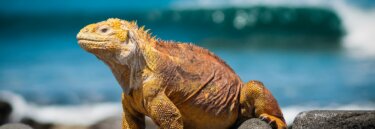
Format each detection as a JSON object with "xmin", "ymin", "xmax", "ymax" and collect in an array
[{"xmin": 259, "ymin": 114, "xmax": 286, "ymax": 129}]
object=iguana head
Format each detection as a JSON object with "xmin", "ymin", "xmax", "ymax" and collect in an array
[
  {"xmin": 77, "ymin": 18, "xmax": 149, "ymax": 64},
  {"xmin": 77, "ymin": 18, "xmax": 156, "ymax": 93}
]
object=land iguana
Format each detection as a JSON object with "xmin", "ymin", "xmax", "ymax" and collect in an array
[{"xmin": 76, "ymin": 18, "xmax": 286, "ymax": 129}]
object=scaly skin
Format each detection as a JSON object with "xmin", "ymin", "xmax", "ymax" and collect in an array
[{"xmin": 77, "ymin": 18, "xmax": 286, "ymax": 129}]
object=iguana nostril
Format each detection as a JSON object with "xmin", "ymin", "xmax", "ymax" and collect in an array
[{"xmin": 80, "ymin": 28, "xmax": 88, "ymax": 33}]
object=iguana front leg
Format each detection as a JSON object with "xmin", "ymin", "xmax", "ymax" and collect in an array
[
  {"xmin": 122, "ymin": 111, "xmax": 145, "ymax": 129},
  {"xmin": 240, "ymin": 80, "xmax": 286, "ymax": 129},
  {"xmin": 145, "ymin": 92, "xmax": 183, "ymax": 129},
  {"xmin": 122, "ymin": 94, "xmax": 145, "ymax": 129}
]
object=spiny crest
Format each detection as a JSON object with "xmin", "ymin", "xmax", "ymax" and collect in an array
[
  {"xmin": 105, "ymin": 18, "xmax": 156, "ymax": 44},
  {"xmin": 132, "ymin": 24, "xmax": 156, "ymax": 43},
  {"xmin": 105, "ymin": 18, "xmax": 137, "ymax": 30},
  {"xmin": 157, "ymin": 40, "xmax": 236, "ymax": 73}
]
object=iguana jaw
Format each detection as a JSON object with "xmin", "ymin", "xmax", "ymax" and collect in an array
[
  {"xmin": 77, "ymin": 31, "xmax": 111, "ymax": 50},
  {"xmin": 78, "ymin": 38, "xmax": 107, "ymax": 49}
]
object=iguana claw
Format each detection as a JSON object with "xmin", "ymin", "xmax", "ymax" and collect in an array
[{"xmin": 259, "ymin": 114, "xmax": 286, "ymax": 129}]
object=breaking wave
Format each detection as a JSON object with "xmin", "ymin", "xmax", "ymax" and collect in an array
[{"xmin": 169, "ymin": 0, "xmax": 375, "ymax": 57}]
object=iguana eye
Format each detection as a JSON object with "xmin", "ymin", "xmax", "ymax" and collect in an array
[
  {"xmin": 97, "ymin": 25, "xmax": 111, "ymax": 34},
  {"xmin": 101, "ymin": 28, "xmax": 108, "ymax": 33}
]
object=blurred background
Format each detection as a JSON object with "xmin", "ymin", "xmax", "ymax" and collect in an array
[{"xmin": 0, "ymin": 0, "xmax": 374, "ymax": 128}]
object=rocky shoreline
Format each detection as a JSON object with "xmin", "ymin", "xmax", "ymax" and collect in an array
[
  {"xmin": 1, "ymin": 100, "xmax": 374, "ymax": 129},
  {"xmin": 1, "ymin": 111, "xmax": 374, "ymax": 129},
  {"xmin": 293, "ymin": 110, "xmax": 375, "ymax": 129}
]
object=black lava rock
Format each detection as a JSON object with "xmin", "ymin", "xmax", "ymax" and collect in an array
[
  {"xmin": 292, "ymin": 110, "xmax": 375, "ymax": 129},
  {"xmin": 0, "ymin": 101, "xmax": 12, "ymax": 125},
  {"xmin": 237, "ymin": 118, "xmax": 272, "ymax": 129},
  {"xmin": 20, "ymin": 118, "xmax": 52, "ymax": 129}
]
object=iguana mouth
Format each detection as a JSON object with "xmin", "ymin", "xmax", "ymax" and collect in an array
[
  {"xmin": 78, "ymin": 38, "xmax": 109, "ymax": 46},
  {"xmin": 78, "ymin": 38, "xmax": 108, "ymax": 43},
  {"xmin": 77, "ymin": 37, "xmax": 109, "ymax": 50}
]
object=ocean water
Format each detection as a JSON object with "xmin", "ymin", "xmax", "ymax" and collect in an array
[{"xmin": 0, "ymin": 0, "xmax": 375, "ymax": 126}]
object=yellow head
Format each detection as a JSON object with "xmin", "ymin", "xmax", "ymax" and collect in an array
[{"xmin": 77, "ymin": 18, "xmax": 140, "ymax": 61}]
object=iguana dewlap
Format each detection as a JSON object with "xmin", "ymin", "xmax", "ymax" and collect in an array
[{"xmin": 77, "ymin": 18, "xmax": 286, "ymax": 129}]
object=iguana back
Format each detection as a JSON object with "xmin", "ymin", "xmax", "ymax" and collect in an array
[{"xmin": 155, "ymin": 41, "xmax": 242, "ymax": 114}]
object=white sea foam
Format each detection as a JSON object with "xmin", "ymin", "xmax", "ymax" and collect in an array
[
  {"xmin": 0, "ymin": 91, "xmax": 122, "ymax": 126},
  {"xmin": 1, "ymin": 91, "xmax": 374, "ymax": 126},
  {"xmin": 333, "ymin": 1, "xmax": 375, "ymax": 58},
  {"xmin": 27, "ymin": 103, "xmax": 122, "ymax": 125},
  {"xmin": 0, "ymin": 91, "xmax": 28, "ymax": 123}
]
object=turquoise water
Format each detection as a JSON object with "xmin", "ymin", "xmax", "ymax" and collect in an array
[{"xmin": 1, "ymin": 3, "xmax": 375, "ymax": 108}]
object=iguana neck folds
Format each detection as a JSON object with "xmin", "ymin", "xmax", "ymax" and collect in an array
[{"xmin": 111, "ymin": 30, "xmax": 159, "ymax": 94}]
